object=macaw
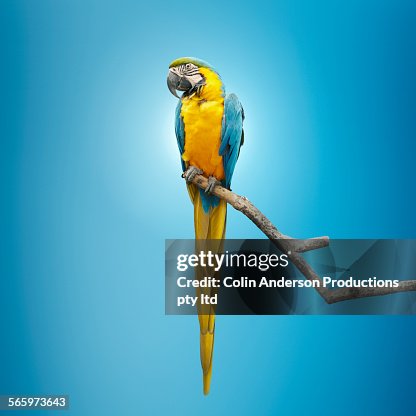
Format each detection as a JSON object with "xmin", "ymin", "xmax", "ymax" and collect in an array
[{"xmin": 167, "ymin": 57, "xmax": 244, "ymax": 394}]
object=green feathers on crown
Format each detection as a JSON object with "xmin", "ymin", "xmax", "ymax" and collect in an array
[{"xmin": 169, "ymin": 57, "xmax": 215, "ymax": 70}]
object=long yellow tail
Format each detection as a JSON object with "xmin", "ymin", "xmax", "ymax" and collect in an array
[{"xmin": 189, "ymin": 183, "xmax": 226, "ymax": 395}]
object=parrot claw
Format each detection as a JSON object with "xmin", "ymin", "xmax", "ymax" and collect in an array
[
  {"xmin": 205, "ymin": 176, "xmax": 221, "ymax": 194},
  {"xmin": 184, "ymin": 165, "xmax": 203, "ymax": 183}
]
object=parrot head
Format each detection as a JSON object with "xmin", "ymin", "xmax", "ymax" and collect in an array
[{"xmin": 167, "ymin": 57, "xmax": 215, "ymax": 98}]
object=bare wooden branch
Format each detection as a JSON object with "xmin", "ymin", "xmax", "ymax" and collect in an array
[
  {"xmin": 185, "ymin": 173, "xmax": 416, "ymax": 304},
  {"xmin": 188, "ymin": 174, "xmax": 329, "ymax": 252}
]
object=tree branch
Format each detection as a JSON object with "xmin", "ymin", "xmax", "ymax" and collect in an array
[{"xmin": 185, "ymin": 173, "xmax": 416, "ymax": 304}]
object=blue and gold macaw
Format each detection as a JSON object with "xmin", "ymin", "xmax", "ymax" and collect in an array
[{"xmin": 167, "ymin": 57, "xmax": 244, "ymax": 394}]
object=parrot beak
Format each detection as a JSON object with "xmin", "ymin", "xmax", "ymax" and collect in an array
[
  {"xmin": 167, "ymin": 69, "xmax": 193, "ymax": 98},
  {"xmin": 167, "ymin": 70, "xmax": 181, "ymax": 98}
]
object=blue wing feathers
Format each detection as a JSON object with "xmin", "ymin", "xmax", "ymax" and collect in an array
[
  {"xmin": 174, "ymin": 101, "xmax": 186, "ymax": 171},
  {"xmin": 220, "ymin": 93, "xmax": 244, "ymax": 189},
  {"xmin": 202, "ymin": 93, "xmax": 243, "ymax": 210}
]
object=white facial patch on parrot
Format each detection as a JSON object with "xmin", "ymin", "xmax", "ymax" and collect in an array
[{"xmin": 170, "ymin": 63, "xmax": 205, "ymax": 88}]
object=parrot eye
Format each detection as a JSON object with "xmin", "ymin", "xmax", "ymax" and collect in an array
[{"xmin": 186, "ymin": 63, "xmax": 191, "ymax": 70}]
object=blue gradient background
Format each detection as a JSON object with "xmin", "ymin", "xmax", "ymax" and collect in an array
[{"xmin": 1, "ymin": 1, "xmax": 416, "ymax": 415}]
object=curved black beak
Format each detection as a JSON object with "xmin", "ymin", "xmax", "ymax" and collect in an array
[
  {"xmin": 167, "ymin": 71, "xmax": 181, "ymax": 98},
  {"xmin": 167, "ymin": 70, "xmax": 193, "ymax": 98}
]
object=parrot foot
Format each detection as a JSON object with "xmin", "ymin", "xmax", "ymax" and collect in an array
[
  {"xmin": 184, "ymin": 165, "xmax": 203, "ymax": 183},
  {"xmin": 205, "ymin": 176, "xmax": 221, "ymax": 194}
]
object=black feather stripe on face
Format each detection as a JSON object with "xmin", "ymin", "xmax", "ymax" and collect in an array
[{"xmin": 178, "ymin": 63, "xmax": 200, "ymax": 77}]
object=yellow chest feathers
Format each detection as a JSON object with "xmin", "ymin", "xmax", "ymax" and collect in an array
[{"xmin": 180, "ymin": 67, "xmax": 225, "ymax": 180}]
